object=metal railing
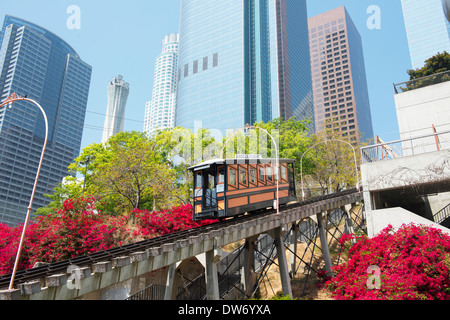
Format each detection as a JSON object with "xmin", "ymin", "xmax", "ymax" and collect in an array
[
  {"xmin": 433, "ymin": 203, "xmax": 450, "ymax": 225},
  {"xmin": 361, "ymin": 130, "xmax": 450, "ymax": 164},
  {"xmin": 126, "ymin": 284, "xmax": 166, "ymax": 300},
  {"xmin": 394, "ymin": 70, "xmax": 450, "ymax": 94}
]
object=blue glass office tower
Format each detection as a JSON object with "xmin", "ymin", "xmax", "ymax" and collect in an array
[
  {"xmin": 0, "ymin": 16, "xmax": 92, "ymax": 225},
  {"xmin": 175, "ymin": 0, "xmax": 314, "ymax": 135},
  {"xmin": 401, "ymin": 0, "xmax": 450, "ymax": 69}
]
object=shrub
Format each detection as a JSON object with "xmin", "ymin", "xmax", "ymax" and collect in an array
[
  {"xmin": 326, "ymin": 224, "xmax": 450, "ymax": 300},
  {"xmin": 133, "ymin": 204, "xmax": 217, "ymax": 238},
  {"xmin": 0, "ymin": 199, "xmax": 217, "ymax": 277}
]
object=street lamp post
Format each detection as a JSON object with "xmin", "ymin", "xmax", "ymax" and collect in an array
[{"xmin": 0, "ymin": 93, "xmax": 49, "ymax": 291}]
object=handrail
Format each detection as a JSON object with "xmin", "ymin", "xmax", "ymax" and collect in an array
[{"xmin": 433, "ymin": 203, "xmax": 450, "ymax": 225}]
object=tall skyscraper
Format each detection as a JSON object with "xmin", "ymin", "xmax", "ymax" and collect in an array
[
  {"xmin": 0, "ymin": 16, "xmax": 92, "ymax": 225},
  {"xmin": 102, "ymin": 75, "xmax": 129, "ymax": 143},
  {"xmin": 308, "ymin": 6, "xmax": 374, "ymax": 144},
  {"xmin": 401, "ymin": 0, "xmax": 450, "ymax": 69},
  {"xmin": 175, "ymin": 0, "xmax": 314, "ymax": 135},
  {"xmin": 144, "ymin": 34, "xmax": 179, "ymax": 137}
]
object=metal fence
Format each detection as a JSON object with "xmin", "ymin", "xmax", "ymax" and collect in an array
[
  {"xmin": 394, "ymin": 70, "xmax": 450, "ymax": 94},
  {"xmin": 361, "ymin": 130, "xmax": 450, "ymax": 164}
]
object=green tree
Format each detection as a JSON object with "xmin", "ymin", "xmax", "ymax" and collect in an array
[
  {"xmin": 302, "ymin": 129, "xmax": 360, "ymax": 195},
  {"xmin": 253, "ymin": 117, "xmax": 315, "ymax": 182},
  {"xmin": 69, "ymin": 131, "xmax": 179, "ymax": 214},
  {"xmin": 408, "ymin": 51, "xmax": 450, "ymax": 79},
  {"xmin": 403, "ymin": 52, "xmax": 450, "ymax": 91},
  {"xmin": 35, "ymin": 176, "xmax": 84, "ymax": 217}
]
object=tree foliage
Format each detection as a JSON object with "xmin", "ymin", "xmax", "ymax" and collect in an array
[
  {"xmin": 408, "ymin": 51, "xmax": 450, "ymax": 79},
  {"xmin": 403, "ymin": 51, "xmax": 450, "ymax": 91},
  {"xmin": 303, "ymin": 129, "xmax": 360, "ymax": 195},
  {"xmin": 68, "ymin": 131, "xmax": 180, "ymax": 214}
]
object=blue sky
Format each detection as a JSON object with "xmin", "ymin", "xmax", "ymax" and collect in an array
[{"xmin": 0, "ymin": 1, "xmax": 412, "ymax": 151}]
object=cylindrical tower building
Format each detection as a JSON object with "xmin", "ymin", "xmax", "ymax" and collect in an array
[{"xmin": 102, "ymin": 75, "xmax": 129, "ymax": 143}]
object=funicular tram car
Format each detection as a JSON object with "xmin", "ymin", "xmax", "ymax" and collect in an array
[{"xmin": 188, "ymin": 158, "xmax": 297, "ymax": 221}]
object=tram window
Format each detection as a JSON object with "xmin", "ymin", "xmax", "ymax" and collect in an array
[
  {"xmin": 218, "ymin": 167, "xmax": 225, "ymax": 184},
  {"xmin": 250, "ymin": 167, "xmax": 256, "ymax": 184},
  {"xmin": 282, "ymin": 165, "xmax": 287, "ymax": 181},
  {"xmin": 208, "ymin": 175, "xmax": 215, "ymax": 189},
  {"xmin": 229, "ymin": 168, "xmax": 237, "ymax": 187},
  {"xmin": 195, "ymin": 172, "xmax": 202, "ymax": 189},
  {"xmin": 267, "ymin": 165, "xmax": 273, "ymax": 182},
  {"xmin": 258, "ymin": 166, "xmax": 265, "ymax": 183},
  {"xmin": 239, "ymin": 167, "xmax": 247, "ymax": 185}
]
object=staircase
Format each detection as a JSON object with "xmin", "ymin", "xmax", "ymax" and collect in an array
[{"xmin": 433, "ymin": 203, "xmax": 450, "ymax": 226}]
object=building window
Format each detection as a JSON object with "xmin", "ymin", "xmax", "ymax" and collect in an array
[
  {"xmin": 213, "ymin": 53, "xmax": 218, "ymax": 67},
  {"xmin": 193, "ymin": 60, "xmax": 198, "ymax": 74},
  {"xmin": 203, "ymin": 57, "xmax": 208, "ymax": 71},
  {"xmin": 184, "ymin": 64, "xmax": 189, "ymax": 78}
]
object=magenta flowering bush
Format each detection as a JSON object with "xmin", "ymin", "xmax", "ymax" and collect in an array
[
  {"xmin": 133, "ymin": 204, "xmax": 217, "ymax": 237},
  {"xmin": 326, "ymin": 224, "xmax": 450, "ymax": 300},
  {"xmin": 0, "ymin": 199, "xmax": 216, "ymax": 277}
]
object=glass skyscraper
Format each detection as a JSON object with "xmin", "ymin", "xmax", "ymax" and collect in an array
[
  {"xmin": 309, "ymin": 6, "xmax": 374, "ymax": 144},
  {"xmin": 401, "ymin": 0, "xmax": 450, "ymax": 69},
  {"xmin": 0, "ymin": 16, "xmax": 92, "ymax": 225},
  {"xmin": 144, "ymin": 34, "xmax": 179, "ymax": 137},
  {"xmin": 175, "ymin": 0, "xmax": 314, "ymax": 135}
]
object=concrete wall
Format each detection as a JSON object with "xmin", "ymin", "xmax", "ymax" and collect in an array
[
  {"xmin": 362, "ymin": 149, "xmax": 450, "ymax": 237},
  {"xmin": 361, "ymin": 149, "xmax": 450, "ymax": 192},
  {"xmin": 395, "ymin": 81, "xmax": 450, "ymax": 139}
]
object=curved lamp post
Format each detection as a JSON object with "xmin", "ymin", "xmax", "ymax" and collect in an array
[
  {"xmin": 221, "ymin": 125, "xmax": 280, "ymax": 214},
  {"xmin": 300, "ymin": 139, "xmax": 360, "ymax": 200},
  {"xmin": 0, "ymin": 93, "xmax": 49, "ymax": 291}
]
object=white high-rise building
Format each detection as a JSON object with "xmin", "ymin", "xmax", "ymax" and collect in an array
[
  {"xmin": 102, "ymin": 75, "xmax": 130, "ymax": 143},
  {"xmin": 144, "ymin": 33, "xmax": 179, "ymax": 137}
]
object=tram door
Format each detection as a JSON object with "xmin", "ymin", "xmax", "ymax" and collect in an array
[{"xmin": 202, "ymin": 169, "xmax": 217, "ymax": 211}]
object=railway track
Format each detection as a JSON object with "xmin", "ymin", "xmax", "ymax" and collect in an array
[{"xmin": 0, "ymin": 188, "xmax": 360, "ymax": 290}]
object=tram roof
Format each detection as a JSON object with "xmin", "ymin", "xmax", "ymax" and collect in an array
[{"xmin": 188, "ymin": 158, "xmax": 296, "ymax": 171}]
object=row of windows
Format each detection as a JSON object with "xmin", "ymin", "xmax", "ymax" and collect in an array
[
  {"xmin": 194, "ymin": 164, "xmax": 290, "ymax": 191},
  {"xmin": 228, "ymin": 164, "xmax": 288, "ymax": 188},
  {"xmin": 180, "ymin": 53, "xmax": 219, "ymax": 80}
]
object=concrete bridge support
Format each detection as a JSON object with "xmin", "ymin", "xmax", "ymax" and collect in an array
[
  {"xmin": 164, "ymin": 263, "xmax": 180, "ymax": 300},
  {"xmin": 289, "ymin": 222, "xmax": 298, "ymax": 277},
  {"xmin": 241, "ymin": 236, "xmax": 258, "ymax": 297},
  {"xmin": 270, "ymin": 226, "xmax": 293, "ymax": 298},
  {"xmin": 317, "ymin": 212, "xmax": 332, "ymax": 276}
]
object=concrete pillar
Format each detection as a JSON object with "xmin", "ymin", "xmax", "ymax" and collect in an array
[
  {"xmin": 363, "ymin": 190, "xmax": 375, "ymax": 238},
  {"xmin": 205, "ymin": 250, "xmax": 220, "ymax": 300},
  {"xmin": 272, "ymin": 227, "xmax": 293, "ymax": 298},
  {"xmin": 316, "ymin": 212, "xmax": 332, "ymax": 276},
  {"xmin": 289, "ymin": 222, "xmax": 298, "ymax": 277},
  {"xmin": 164, "ymin": 263, "xmax": 180, "ymax": 300},
  {"xmin": 241, "ymin": 236, "xmax": 258, "ymax": 297}
]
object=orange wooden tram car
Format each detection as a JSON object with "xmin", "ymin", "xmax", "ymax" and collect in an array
[{"xmin": 188, "ymin": 158, "xmax": 297, "ymax": 221}]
